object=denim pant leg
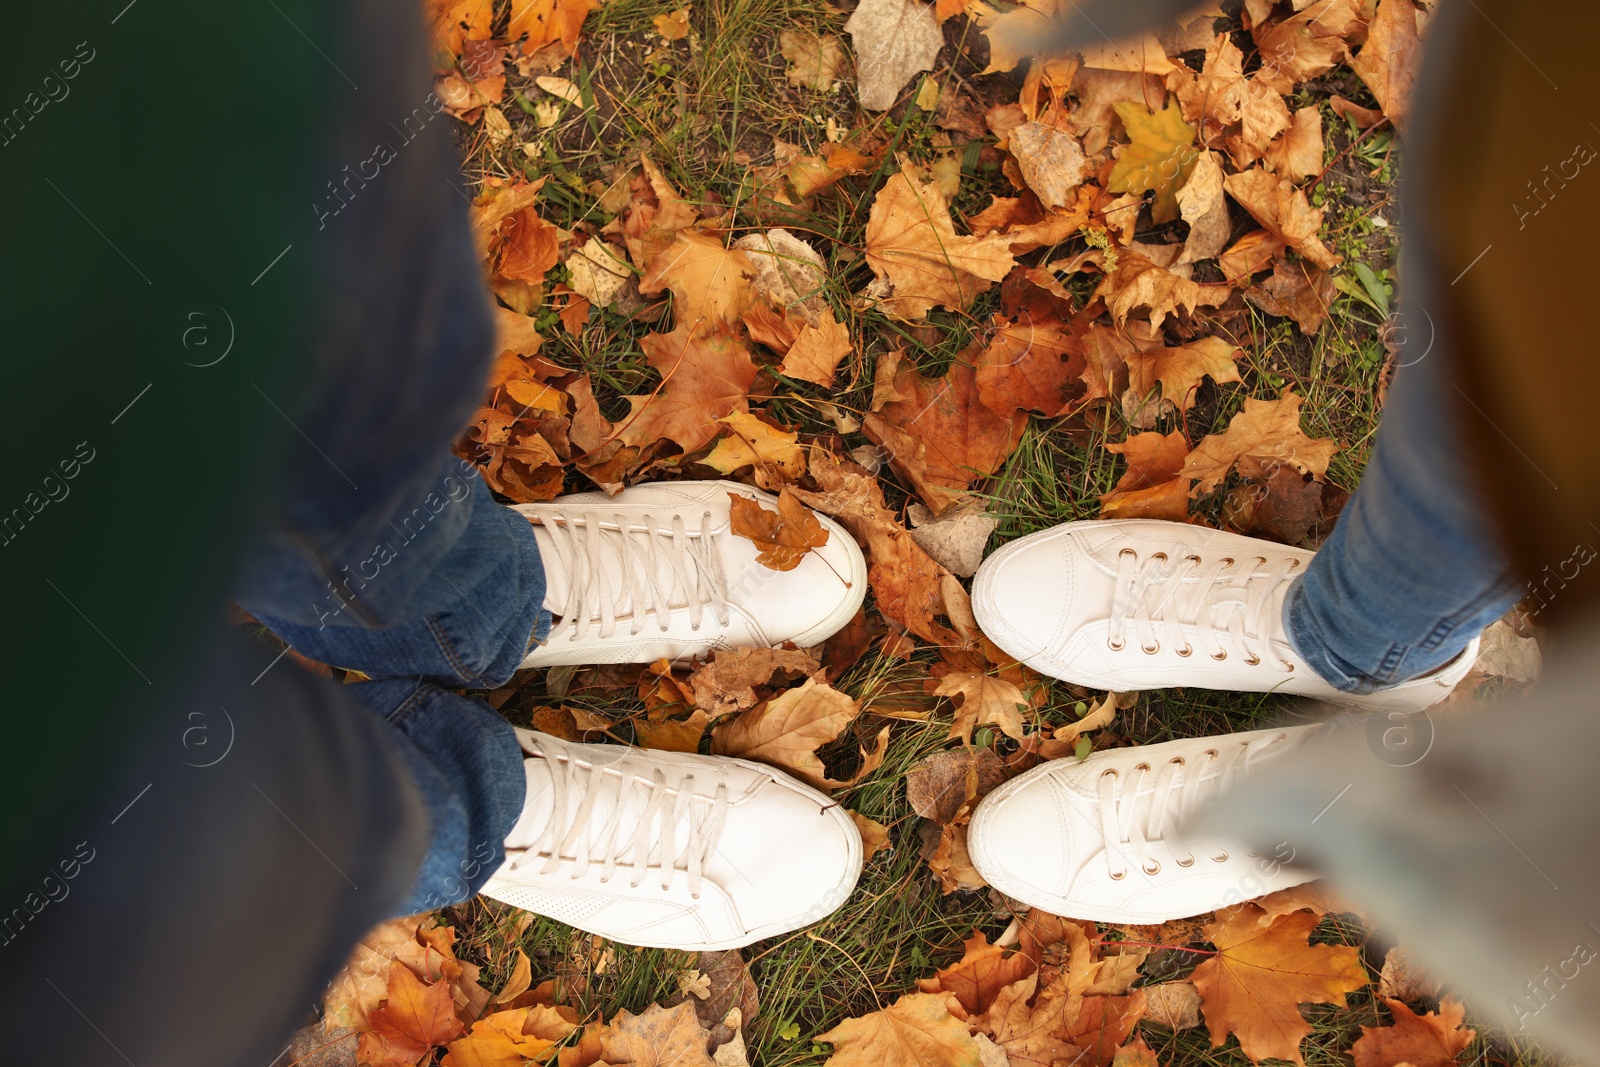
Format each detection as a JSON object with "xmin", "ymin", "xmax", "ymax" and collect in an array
[
  {"xmin": 237, "ymin": 469, "xmax": 550, "ymax": 913},
  {"xmin": 1286, "ymin": 345, "xmax": 1523, "ymax": 693}
]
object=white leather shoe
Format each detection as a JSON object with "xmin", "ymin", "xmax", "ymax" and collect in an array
[
  {"xmin": 968, "ymin": 726, "xmax": 1320, "ymax": 923},
  {"xmin": 478, "ymin": 730, "xmax": 864, "ymax": 950},
  {"xmin": 971, "ymin": 519, "xmax": 1477, "ymax": 711},
  {"xmin": 514, "ymin": 481, "xmax": 866, "ymax": 667}
]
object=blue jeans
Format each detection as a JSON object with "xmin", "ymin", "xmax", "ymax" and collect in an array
[
  {"xmin": 1287, "ymin": 349, "xmax": 1523, "ymax": 692},
  {"xmin": 238, "ymin": 463, "xmax": 550, "ymax": 914}
]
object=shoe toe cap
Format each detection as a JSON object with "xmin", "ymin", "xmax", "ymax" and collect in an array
[
  {"xmin": 712, "ymin": 777, "xmax": 863, "ymax": 933},
  {"xmin": 968, "ymin": 772, "xmax": 1081, "ymax": 908},
  {"xmin": 973, "ymin": 531, "xmax": 1087, "ymax": 669}
]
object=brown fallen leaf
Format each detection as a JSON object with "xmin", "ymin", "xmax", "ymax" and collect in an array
[
  {"xmin": 687, "ymin": 647, "xmax": 822, "ymax": 716},
  {"xmin": 1233, "ymin": 465, "xmax": 1326, "ymax": 545},
  {"xmin": 1190, "ymin": 905, "xmax": 1369, "ymax": 1065},
  {"xmin": 1173, "ymin": 33, "xmax": 1290, "ymax": 169},
  {"xmin": 864, "ymin": 349, "xmax": 1026, "ymax": 515},
  {"xmin": 1263, "ymin": 107, "xmax": 1324, "ymax": 183},
  {"xmin": 640, "ymin": 230, "xmax": 756, "ymax": 329},
  {"xmin": 653, "ymin": 6, "xmax": 692, "ymax": 40},
  {"xmin": 844, "ymin": 0, "xmax": 945, "ymax": 111},
  {"xmin": 1100, "ymin": 431, "xmax": 1192, "ymax": 522},
  {"xmin": 1180, "ymin": 393, "xmax": 1339, "ymax": 496},
  {"xmin": 508, "ymin": 0, "xmax": 595, "ymax": 58},
  {"xmin": 441, "ymin": 1005, "xmax": 573, "ymax": 1067},
  {"xmin": 710, "ymin": 676, "xmax": 860, "ymax": 788},
  {"xmin": 932, "ymin": 668, "xmax": 1030, "ymax": 743},
  {"xmin": 781, "ymin": 310, "xmax": 853, "ymax": 387},
  {"xmin": 1096, "ymin": 250, "xmax": 1231, "ymax": 331},
  {"xmin": 728, "ymin": 489, "xmax": 830, "ymax": 571},
  {"xmin": 702, "ymin": 412, "xmax": 806, "ymax": 481},
  {"xmin": 1176, "ymin": 150, "xmax": 1232, "ymax": 265},
  {"xmin": 732, "ymin": 229, "xmax": 829, "ymax": 324},
  {"xmin": 973, "ymin": 314, "xmax": 1084, "ymax": 418},
  {"xmin": 928, "ymin": 798, "xmax": 986, "ymax": 893},
  {"xmin": 1223, "ymin": 168, "xmax": 1341, "ymax": 270},
  {"xmin": 779, "ymin": 29, "xmax": 846, "ymax": 90},
  {"xmin": 1141, "ymin": 980, "xmax": 1202, "ymax": 1030},
  {"xmin": 1349, "ymin": 997, "xmax": 1475, "ymax": 1067},
  {"xmin": 917, "ymin": 931, "xmax": 1036, "ymax": 1016},
  {"xmin": 819, "ymin": 992, "xmax": 981, "ymax": 1067},
  {"xmin": 863, "ymin": 166, "xmax": 1017, "ymax": 320},
  {"xmin": 1245, "ymin": 258, "xmax": 1336, "ymax": 334},
  {"xmin": 850, "ymin": 811, "xmax": 893, "ymax": 861},
  {"xmin": 1218, "ymin": 229, "xmax": 1287, "ymax": 284},
  {"xmin": 1111, "ymin": 1034, "xmax": 1161, "ymax": 1067},
  {"xmin": 905, "ymin": 747, "xmax": 1009, "ymax": 824},
  {"xmin": 427, "ymin": 0, "xmax": 495, "ymax": 58},
  {"xmin": 360, "ymin": 964, "xmax": 466, "ymax": 1067},
  {"xmin": 620, "ymin": 324, "xmax": 760, "ymax": 454},
  {"xmin": 1124, "ymin": 336, "xmax": 1242, "ymax": 412},
  {"xmin": 975, "ymin": 971, "xmax": 1081, "ymax": 1067},
  {"xmin": 1251, "ymin": 0, "xmax": 1363, "ymax": 95},
  {"xmin": 1065, "ymin": 990, "xmax": 1146, "ymax": 1066},
  {"xmin": 1349, "ymin": 0, "xmax": 1423, "ymax": 132},
  {"xmin": 1008, "ymin": 121, "xmax": 1091, "ymax": 210},
  {"xmin": 594, "ymin": 1001, "xmax": 716, "ymax": 1067}
]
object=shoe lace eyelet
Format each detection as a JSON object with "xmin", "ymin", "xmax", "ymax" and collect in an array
[
  {"xmin": 1152, "ymin": 551, "xmax": 1168, "ymax": 563},
  {"xmin": 1100, "ymin": 769, "xmax": 1118, "ymax": 781},
  {"xmin": 1254, "ymin": 555, "xmax": 1267, "ymax": 567},
  {"xmin": 1176, "ymin": 857, "xmax": 1194, "ymax": 867},
  {"xmin": 1211, "ymin": 850, "xmax": 1229, "ymax": 863},
  {"xmin": 1107, "ymin": 638, "xmax": 1126, "ymax": 651},
  {"xmin": 1170, "ymin": 756, "xmax": 1185, "ymax": 767},
  {"xmin": 1141, "ymin": 641, "xmax": 1160, "ymax": 654},
  {"xmin": 1245, "ymin": 654, "xmax": 1261, "ymax": 666},
  {"xmin": 1211, "ymin": 650, "xmax": 1228, "ymax": 661},
  {"xmin": 1176, "ymin": 644, "xmax": 1193, "ymax": 657},
  {"xmin": 1220, "ymin": 556, "xmax": 1235, "ymax": 568},
  {"xmin": 1282, "ymin": 659, "xmax": 1296, "ymax": 671},
  {"xmin": 1134, "ymin": 762, "xmax": 1151, "ymax": 773},
  {"xmin": 1118, "ymin": 548, "xmax": 1137, "ymax": 561},
  {"xmin": 1109, "ymin": 869, "xmax": 1126, "ymax": 881},
  {"xmin": 1143, "ymin": 860, "xmax": 1161, "ymax": 875},
  {"xmin": 1203, "ymin": 748, "xmax": 1219, "ymax": 759}
]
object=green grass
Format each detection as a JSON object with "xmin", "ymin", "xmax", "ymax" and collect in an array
[{"xmin": 433, "ymin": 2, "xmax": 1568, "ymax": 1063}]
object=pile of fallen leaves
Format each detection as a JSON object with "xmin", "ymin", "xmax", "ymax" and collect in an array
[{"xmin": 303, "ymin": 0, "xmax": 1537, "ymax": 1064}]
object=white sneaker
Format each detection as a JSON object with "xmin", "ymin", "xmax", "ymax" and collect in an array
[
  {"xmin": 971, "ymin": 519, "xmax": 1477, "ymax": 711},
  {"xmin": 968, "ymin": 726, "xmax": 1320, "ymax": 923},
  {"xmin": 479, "ymin": 730, "xmax": 864, "ymax": 950},
  {"xmin": 514, "ymin": 481, "xmax": 866, "ymax": 667}
]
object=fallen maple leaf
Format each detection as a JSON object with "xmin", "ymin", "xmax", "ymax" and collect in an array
[
  {"xmin": 508, "ymin": 0, "xmax": 595, "ymax": 57},
  {"xmin": 1108, "ymin": 101, "xmax": 1199, "ymax": 224},
  {"xmin": 709, "ymin": 676, "xmax": 860, "ymax": 788},
  {"xmin": 1350, "ymin": 0, "xmax": 1422, "ymax": 131},
  {"xmin": 702, "ymin": 412, "xmax": 806, "ymax": 481},
  {"xmin": 640, "ymin": 230, "xmax": 756, "ymax": 330},
  {"xmin": 1349, "ymin": 997, "xmax": 1475, "ymax": 1067},
  {"xmin": 1173, "ymin": 33, "xmax": 1290, "ymax": 169},
  {"xmin": 863, "ymin": 167, "xmax": 1016, "ymax": 320},
  {"xmin": 1008, "ymin": 121, "xmax": 1091, "ymax": 210},
  {"xmin": 781, "ymin": 310, "xmax": 853, "ymax": 387},
  {"xmin": 1190, "ymin": 905, "xmax": 1369, "ymax": 1065},
  {"xmin": 1263, "ymin": 107, "xmax": 1324, "ymax": 183},
  {"xmin": 864, "ymin": 349, "xmax": 1026, "ymax": 514},
  {"xmin": 359, "ymin": 963, "xmax": 466, "ymax": 1067},
  {"xmin": 653, "ymin": 6, "xmax": 692, "ymax": 40},
  {"xmin": 844, "ymin": 0, "xmax": 944, "ymax": 111},
  {"xmin": 1100, "ymin": 431, "xmax": 1192, "ymax": 521},
  {"xmin": 975, "ymin": 972, "xmax": 1081, "ymax": 1067},
  {"xmin": 595, "ymin": 1001, "xmax": 716, "ymax": 1067},
  {"xmin": 442, "ymin": 1005, "xmax": 572, "ymax": 1067},
  {"xmin": 427, "ymin": 0, "xmax": 495, "ymax": 59},
  {"xmin": 917, "ymin": 931, "xmax": 1036, "ymax": 1016},
  {"xmin": 1095, "ymin": 250, "xmax": 1230, "ymax": 330},
  {"xmin": 850, "ymin": 810, "xmax": 892, "ymax": 861},
  {"xmin": 1252, "ymin": 0, "xmax": 1364, "ymax": 95},
  {"xmin": 933, "ymin": 668, "xmax": 1029, "ymax": 743},
  {"xmin": 780, "ymin": 29, "xmax": 846, "ymax": 90},
  {"xmin": 1223, "ymin": 168, "xmax": 1341, "ymax": 270},
  {"xmin": 973, "ymin": 314, "xmax": 1084, "ymax": 418},
  {"xmin": 819, "ymin": 992, "xmax": 982, "ymax": 1067},
  {"xmin": 620, "ymin": 324, "xmax": 760, "ymax": 454},
  {"xmin": 728, "ymin": 489, "xmax": 830, "ymax": 570},
  {"xmin": 1180, "ymin": 392, "xmax": 1339, "ymax": 496},
  {"xmin": 1245, "ymin": 258, "xmax": 1336, "ymax": 334},
  {"xmin": 687, "ymin": 647, "xmax": 822, "ymax": 716},
  {"xmin": 1124, "ymin": 336, "xmax": 1242, "ymax": 412}
]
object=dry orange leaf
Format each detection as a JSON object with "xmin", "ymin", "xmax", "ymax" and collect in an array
[
  {"xmin": 781, "ymin": 310, "xmax": 853, "ymax": 387},
  {"xmin": 1190, "ymin": 905, "xmax": 1369, "ymax": 1065},
  {"xmin": 916, "ymin": 931, "xmax": 1036, "ymax": 1016},
  {"xmin": 976, "ymin": 972, "xmax": 1081, "ymax": 1067},
  {"xmin": 1349, "ymin": 996, "xmax": 1476, "ymax": 1067},
  {"xmin": 818, "ymin": 992, "xmax": 982, "ymax": 1067},
  {"xmin": 1124, "ymin": 335, "xmax": 1242, "ymax": 412},
  {"xmin": 508, "ymin": 0, "xmax": 595, "ymax": 58},
  {"xmin": 640, "ymin": 230, "xmax": 756, "ymax": 330},
  {"xmin": 1223, "ymin": 168, "xmax": 1341, "ymax": 270},
  {"xmin": 710, "ymin": 676, "xmax": 860, "ymax": 788},
  {"xmin": 1100, "ymin": 431, "xmax": 1192, "ymax": 521},
  {"xmin": 360, "ymin": 964, "xmax": 466, "ymax": 1067},
  {"xmin": 1252, "ymin": 0, "xmax": 1363, "ymax": 95},
  {"xmin": 593, "ymin": 1001, "xmax": 716, "ymax": 1067},
  {"xmin": 687, "ymin": 646, "xmax": 822, "ymax": 715},
  {"xmin": 1180, "ymin": 392, "xmax": 1339, "ymax": 496},
  {"xmin": 863, "ymin": 166, "xmax": 1016, "ymax": 320},
  {"xmin": 653, "ymin": 6, "xmax": 692, "ymax": 40},
  {"xmin": 1350, "ymin": 0, "xmax": 1422, "ymax": 131},
  {"xmin": 620, "ymin": 324, "xmax": 759, "ymax": 454},
  {"xmin": 728, "ymin": 488, "xmax": 830, "ymax": 571},
  {"xmin": 850, "ymin": 810, "xmax": 892, "ymax": 861},
  {"xmin": 427, "ymin": 0, "xmax": 495, "ymax": 58},
  {"xmin": 1096, "ymin": 250, "xmax": 1231, "ymax": 330},
  {"xmin": 1174, "ymin": 34, "xmax": 1291, "ymax": 168},
  {"xmin": 864, "ymin": 350, "xmax": 1026, "ymax": 515},
  {"xmin": 441, "ymin": 1006, "xmax": 568, "ymax": 1067},
  {"xmin": 973, "ymin": 315, "xmax": 1083, "ymax": 417},
  {"xmin": 932, "ymin": 669, "xmax": 1029, "ymax": 743},
  {"xmin": 702, "ymin": 412, "xmax": 806, "ymax": 481}
]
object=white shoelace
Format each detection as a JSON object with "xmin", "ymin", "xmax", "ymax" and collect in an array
[
  {"xmin": 1095, "ymin": 732, "xmax": 1293, "ymax": 879},
  {"xmin": 538, "ymin": 509, "xmax": 732, "ymax": 644},
  {"xmin": 507, "ymin": 736, "xmax": 731, "ymax": 897},
  {"xmin": 1108, "ymin": 548, "xmax": 1302, "ymax": 669}
]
